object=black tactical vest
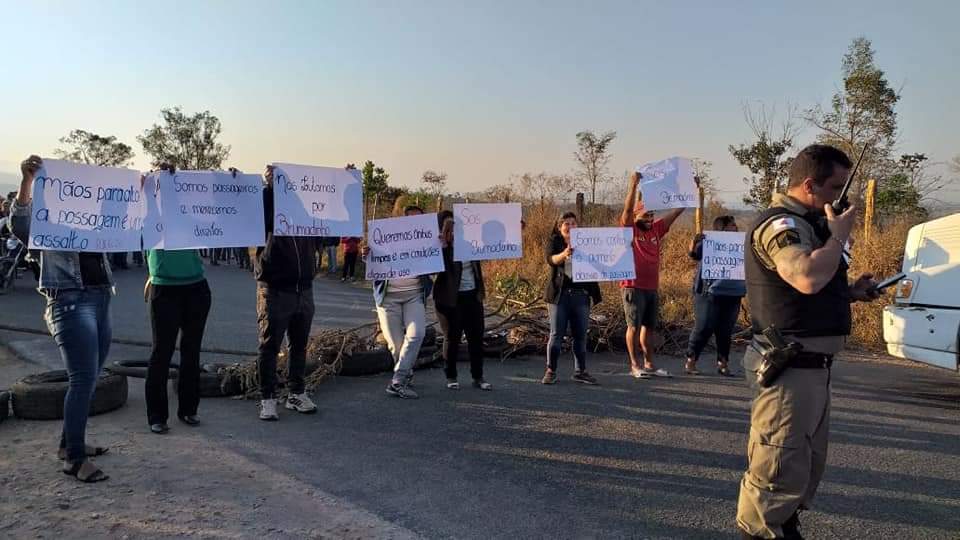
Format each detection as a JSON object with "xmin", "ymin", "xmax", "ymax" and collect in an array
[{"xmin": 745, "ymin": 207, "xmax": 852, "ymax": 337}]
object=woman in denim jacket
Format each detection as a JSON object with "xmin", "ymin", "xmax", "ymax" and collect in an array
[{"xmin": 10, "ymin": 155, "xmax": 112, "ymax": 483}]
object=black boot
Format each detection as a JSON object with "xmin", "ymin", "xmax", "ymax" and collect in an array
[{"xmin": 782, "ymin": 511, "xmax": 803, "ymax": 539}]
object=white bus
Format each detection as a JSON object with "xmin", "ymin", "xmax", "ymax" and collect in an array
[{"xmin": 883, "ymin": 213, "xmax": 960, "ymax": 371}]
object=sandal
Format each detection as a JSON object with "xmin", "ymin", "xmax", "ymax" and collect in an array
[
  {"xmin": 684, "ymin": 359, "xmax": 700, "ymax": 376},
  {"xmin": 63, "ymin": 460, "xmax": 109, "ymax": 483},
  {"xmin": 57, "ymin": 445, "xmax": 109, "ymax": 460}
]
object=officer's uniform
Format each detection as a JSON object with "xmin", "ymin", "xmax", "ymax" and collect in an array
[{"xmin": 736, "ymin": 193, "xmax": 851, "ymax": 539}]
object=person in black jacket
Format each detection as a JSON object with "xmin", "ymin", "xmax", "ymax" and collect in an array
[
  {"xmin": 542, "ymin": 212, "xmax": 602, "ymax": 385},
  {"xmin": 434, "ymin": 210, "xmax": 491, "ymax": 390},
  {"xmin": 254, "ymin": 165, "xmax": 321, "ymax": 420}
]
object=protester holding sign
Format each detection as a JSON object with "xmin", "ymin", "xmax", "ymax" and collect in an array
[
  {"xmin": 253, "ymin": 165, "xmax": 321, "ymax": 421},
  {"xmin": 9, "ymin": 155, "xmax": 113, "ymax": 483},
  {"xmin": 141, "ymin": 166, "xmax": 214, "ymax": 434},
  {"xmin": 619, "ymin": 170, "xmax": 687, "ymax": 379},
  {"xmin": 684, "ymin": 216, "xmax": 745, "ymax": 376},
  {"xmin": 434, "ymin": 210, "xmax": 491, "ymax": 391},
  {"xmin": 362, "ymin": 206, "xmax": 435, "ymax": 399},
  {"xmin": 542, "ymin": 212, "xmax": 602, "ymax": 385}
]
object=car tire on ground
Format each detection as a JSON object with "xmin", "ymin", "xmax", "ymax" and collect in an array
[
  {"xmin": 110, "ymin": 359, "xmax": 180, "ymax": 380},
  {"xmin": 11, "ymin": 369, "xmax": 128, "ymax": 421},
  {"xmin": 339, "ymin": 348, "xmax": 394, "ymax": 376},
  {"xmin": 170, "ymin": 363, "xmax": 239, "ymax": 398},
  {"xmin": 0, "ymin": 391, "xmax": 10, "ymax": 423}
]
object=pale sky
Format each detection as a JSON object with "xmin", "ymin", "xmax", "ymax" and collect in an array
[{"xmin": 2, "ymin": 0, "xmax": 958, "ymax": 205}]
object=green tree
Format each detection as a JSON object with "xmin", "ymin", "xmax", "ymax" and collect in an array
[
  {"xmin": 361, "ymin": 160, "xmax": 390, "ymax": 197},
  {"xmin": 54, "ymin": 129, "xmax": 135, "ymax": 167},
  {"xmin": 729, "ymin": 103, "xmax": 798, "ymax": 209},
  {"xmin": 574, "ymin": 130, "xmax": 616, "ymax": 203},
  {"xmin": 875, "ymin": 173, "xmax": 923, "ymax": 218},
  {"xmin": 805, "ymin": 37, "xmax": 900, "ymax": 195},
  {"xmin": 138, "ymin": 107, "xmax": 231, "ymax": 170}
]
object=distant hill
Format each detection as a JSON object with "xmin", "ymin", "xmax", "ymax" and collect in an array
[{"xmin": 0, "ymin": 170, "xmax": 19, "ymax": 198}]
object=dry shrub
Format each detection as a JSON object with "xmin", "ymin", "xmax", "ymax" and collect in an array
[{"xmin": 848, "ymin": 217, "xmax": 915, "ymax": 350}]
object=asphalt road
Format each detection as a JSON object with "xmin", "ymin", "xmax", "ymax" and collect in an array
[
  {"xmin": 0, "ymin": 263, "xmax": 377, "ymax": 354},
  {"xmin": 0, "ymin": 263, "xmax": 958, "ymax": 539}
]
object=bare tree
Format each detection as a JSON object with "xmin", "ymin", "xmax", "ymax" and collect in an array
[
  {"xmin": 729, "ymin": 102, "xmax": 800, "ymax": 209},
  {"xmin": 484, "ymin": 183, "xmax": 515, "ymax": 203},
  {"xmin": 515, "ymin": 172, "xmax": 577, "ymax": 207},
  {"xmin": 421, "ymin": 170, "xmax": 447, "ymax": 198},
  {"xmin": 574, "ymin": 130, "xmax": 616, "ymax": 203}
]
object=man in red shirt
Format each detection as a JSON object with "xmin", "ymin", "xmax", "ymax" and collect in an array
[{"xmin": 619, "ymin": 171, "xmax": 686, "ymax": 379}]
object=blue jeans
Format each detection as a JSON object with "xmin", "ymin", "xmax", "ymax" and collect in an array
[
  {"xmin": 44, "ymin": 288, "xmax": 112, "ymax": 462},
  {"xmin": 325, "ymin": 245, "xmax": 337, "ymax": 273},
  {"xmin": 686, "ymin": 293, "xmax": 741, "ymax": 361},
  {"xmin": 546, "ymin": 289, "xmax": 590, "ymax": 373}
]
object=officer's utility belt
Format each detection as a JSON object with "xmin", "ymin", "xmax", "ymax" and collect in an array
[
  {"xmin": 755, "ymin": 326, "xmax": 834, "ymax": 387},
  {"xmin": 789, "ymin": 352, "xmax": 833, "ymax": 369}
]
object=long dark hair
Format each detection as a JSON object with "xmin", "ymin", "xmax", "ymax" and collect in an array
[
  {"xmin": 712, "ymin": 215, "xmax": 736, "ymax": 230},
  {"xmin": 552, "ymin": 211, "xmax": 578, "ymax": 237}
]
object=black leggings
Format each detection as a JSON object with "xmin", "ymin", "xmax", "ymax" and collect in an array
[
  {"xmin": 436, "ymin": 290, "xmax": 485, "ymax": 381},
  {"xmin": 145, "ymin": 280, "xmax": 212, "ymax": 424}
]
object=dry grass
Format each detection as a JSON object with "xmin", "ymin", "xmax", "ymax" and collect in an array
[{"xmin": 482, "ymin": 202, "xmax": 917, "ymax": 353}]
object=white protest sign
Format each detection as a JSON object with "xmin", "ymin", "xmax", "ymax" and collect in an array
[
  {"xmin": 364, "ymin": 213, "xmax": 444, "ymax": 280},
  {"xmin": 156, "ymin": 171, "xmax": 265, "ymax": 249},
  {"xmin": 452, "ymin": 203, "xmax": 522, "ymax": 262},
  {"xmin": 28, "ymin": 158, "xmax": 144, "ymax": 252},
  {"xmin": 270, "ymin": 163, "xmax": 363, "ymax": 237},
  {"xmin": 700, "ymin": 231, "xmax": 746, "ymax": 280},
  {"xmin": 570, "ymin": 227, "xmax": 636, "ymax": 282},
  {"xmin": 141, "ymin": 172, "xmax": 164, "ymax": 249},
  {"xmin": 636, "ymin": 157, "xmax": 698, "ymax": 211}
]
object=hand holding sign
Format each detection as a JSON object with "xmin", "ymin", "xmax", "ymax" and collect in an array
[
  {"xmin": 270, "ymin": 163, "xmax": 363, "ymax": 237},
  {"xmin": 636, "ymin": 157, "xmax": 698, "ymax": 211},
  {"xmin": 28, "ymin": 158, "xmax": 144, "ymax": 252},
  {"xmin": 452, "ymin": 203, "xmax": 522, "ymax": 262},
  {"xmin": 364, "ymin": 213, "xmax": 444, "ymax": 280},
  {"xmin": 700, "ymin": 231, "xmax": 746, "ymax": 280},
  {"xmin": 570, "ymin": 227, "xmax": 635, "ymax": 282}
]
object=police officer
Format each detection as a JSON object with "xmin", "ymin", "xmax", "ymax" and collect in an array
[{"xmin": 736, "ymin": 144, "xmax": 881, "ymax": 539}]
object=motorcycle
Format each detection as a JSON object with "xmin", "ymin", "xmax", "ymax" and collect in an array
[{"xmin": 0, "ymin": 236, "xmax": 40, "ymax": 293}]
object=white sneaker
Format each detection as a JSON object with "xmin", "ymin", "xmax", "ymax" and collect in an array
[
  {"xmin": 285, "ymin": 393, "xmax": 318, "ymax": 414},
  {"xmin": 259, "ymin": 398, "xmax": 279, "ymax": 421}
]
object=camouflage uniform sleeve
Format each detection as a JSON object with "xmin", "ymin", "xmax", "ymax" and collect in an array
[{"xmin": 751, "ymin": 213, "xmax": 818, "ymax": 271}]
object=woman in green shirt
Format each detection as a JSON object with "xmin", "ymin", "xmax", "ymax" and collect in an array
[{"xmin": 144, "ymin": 248, "xmax": 212, "ymax": 433}]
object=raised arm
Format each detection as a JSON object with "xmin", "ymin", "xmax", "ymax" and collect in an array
[
  {"xmin": 772, "ymin": 204, "xmax": 856, "ymax": 294},
  {"xmin": 659, "ymin": 207, "xmax": 686, "ymax": 231},
  {"xmin": 620, "ymin": 171, "xmax": 640, "ymax": 227},
  {"xmin": 10, "ymin": 155, "xmax": 42, "ymax": 242}
]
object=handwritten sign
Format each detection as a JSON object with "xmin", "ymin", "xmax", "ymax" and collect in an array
[
  {"xmin": 636, "ymin": 157, "xmax": 698, "ymax": 211},
  {"xmin": 452, "ymin": 203, "xmax": 522, "ymax": 262},
  {"xmin": 570, "ymin": 227, "xmax": 636, "ymax": 282},
  {"xmin": 700, "ymin": 231, "xmax": 746, "ymax": 280},
  {"xmin": 364, "ymin": 213, "xmax": 444, "ymax": 280},
  {"xmin": 28, "ymin": 158, "xmax": 144, "ymax": 252},
  {"xmin": 141, "ymin": 172, "xmax": 164, "ymax": 249},
  {"xmin": 155, "ymin": 171, "xmax": 265, "ymax": 249},
  {"xmin": 271, "ymin": 163, "xmax": 363, "ymax": 237}
]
